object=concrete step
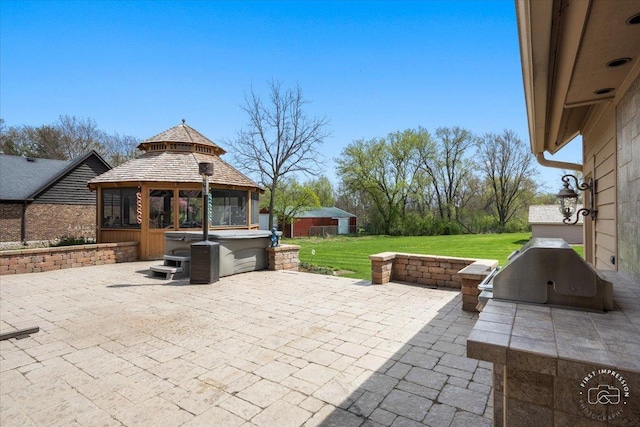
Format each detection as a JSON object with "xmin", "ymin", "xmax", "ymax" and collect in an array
[
  {"xmin": 164, "ymin": 254, "xmax": 191, "ymax": 262},
  {"xmin": 150, "ymin": 265, "xmax": 183, "ymax": 280}
]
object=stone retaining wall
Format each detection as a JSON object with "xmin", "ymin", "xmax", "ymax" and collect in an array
[
  {"xmin": 369, "ymin": 252, "xmax": 497, "ymax": 310},
  {"xmin": 266, "ymin": 244, "xmax": 300, "ymax": 271},
  {"xmin": 0, "ymin": 242, "xmax": 139, "ymax": 275}
]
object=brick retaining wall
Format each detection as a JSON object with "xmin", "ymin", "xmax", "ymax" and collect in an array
[
  {"xmin": 0, "ymin": 242, "xmax": 139, "ymax": 275},
  {"xmin": 369, "ymin": 252, "xmax": 497, "ymax": 311}
]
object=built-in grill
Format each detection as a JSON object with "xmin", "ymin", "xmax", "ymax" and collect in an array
[{"xmin": 477, "ymin": 238, "xmax": 613, "ymax": 312}]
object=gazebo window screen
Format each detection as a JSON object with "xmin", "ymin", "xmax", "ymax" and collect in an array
[
  {"xmin": 211, "ymin": 190, "xmax": 247, "ymax": 226},
  {"xmin": 178, "ymin": 190, "xmax": 202, "ymax": 229},
  {"xmin": 102, "ymin": 188, "xmax": 140, "ymax": 228},
  {"xmin": 149, "ymin": 189, "xmax": 174, "ymax": 229}
]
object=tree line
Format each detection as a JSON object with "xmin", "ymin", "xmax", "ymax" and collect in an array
[
  {"xmin": 1, "ymin": 82, "xmax": 546, "ymax": 236},
  {"xmin": 0, "ymin": 116, "xmax": 140, "ymax": 166},
  {"xmin": 334, "ymin": 127, "xmax": 539, "ymax": 235},
  {"xmin": 227, "ymin": 81, "xmax": 543, "ymax": 235}
]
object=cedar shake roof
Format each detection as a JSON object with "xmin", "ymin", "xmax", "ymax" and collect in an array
[
  {"xmin": 89, "ymin": 122, "xmax": 261, "ymax": 191},
  {"xmin": 138, "ymin": 121, "xmax": 226, "ymax": 155},
  {"xmin": 89, "ymin": 152, "xmax": 260, "ymax": 189}
]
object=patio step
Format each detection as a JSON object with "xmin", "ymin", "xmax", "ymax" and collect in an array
[
  {"xmin": 164, "ymin": 254, "xmax": 190, "ymax": 263},
  {"xmin": 150, "ymin": 253, "xmax": 191, "ymax": 280},
  {"xmin": 150, "ymin": 265, "xmax": 183, "ymax": 280}
]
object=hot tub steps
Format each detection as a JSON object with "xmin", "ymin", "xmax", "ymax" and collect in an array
[{"xmin": 150, "ymin": 254, "xmax": 191, "ymax": 279}]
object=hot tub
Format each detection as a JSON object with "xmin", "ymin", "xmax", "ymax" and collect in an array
[{"xmin": 164, "ymin": 230, "xmax": 279, "ymax": 277}]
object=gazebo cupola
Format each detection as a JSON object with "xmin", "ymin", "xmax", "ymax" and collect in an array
[
  {"xmin": 138, "ymin": 119, "xmax": 227, "ymax": 157},
  {"xmin": 89, "ymin": 120, "xmax": 263, "ymax": 260}
]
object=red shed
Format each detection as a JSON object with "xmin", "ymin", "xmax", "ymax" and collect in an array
[{"xmin": 283, "ymin": 207, "xmax": 356, "ymax": 238}]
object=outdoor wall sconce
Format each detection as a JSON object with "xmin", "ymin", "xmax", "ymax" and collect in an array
[{"xmin": 556, "ymin": 174, "xmax": 596, "ymax": 225}]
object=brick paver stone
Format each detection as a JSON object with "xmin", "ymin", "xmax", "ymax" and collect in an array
[
  {"xmin": 0, "ymin": 262, "xmax": 493, "ymax": 427},
  {"xmin": 380, "ymin": 389, "xmax": 433, "ymax": 422}
]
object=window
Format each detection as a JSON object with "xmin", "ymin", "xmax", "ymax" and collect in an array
[
  {"xmin": 102, "ymin": 188, "xmax": 140, "ymax": 228},
  {"xmin": 211, "ymin": 190, "xmax": 247, "ymax": 226},
  {"xmin": 179, "ymin": 190, "xmax": 202, "ymax": 229},
  {"xmin": 251, "ymin": 191, "xmax": 260, "ymax": 225},
  {"xmin": 149, "ymin": 189, "xmax": 174, "ymax": 229}
]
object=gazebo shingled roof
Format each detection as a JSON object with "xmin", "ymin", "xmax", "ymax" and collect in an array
[
  {"xmin": 89, "ymin": 121, "xmax": 261, "ymax": 191},
  {"xmin": 138, "ymin": 121, "xmax": 226, "ymax": 155}
]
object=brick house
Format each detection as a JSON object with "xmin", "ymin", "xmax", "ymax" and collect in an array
[{"xmin": 0, "ymin": 151, "xmax": 111, "ymax": 243}]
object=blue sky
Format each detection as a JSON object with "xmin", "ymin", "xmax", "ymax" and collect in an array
[{"xmin": 1, "ymin": 0, "xmax": 581, "ymax": 192}]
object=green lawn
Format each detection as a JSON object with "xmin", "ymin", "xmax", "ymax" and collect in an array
[{"xmin": 285, "ymin": 233, "xmax": 584, "ymax": 280}]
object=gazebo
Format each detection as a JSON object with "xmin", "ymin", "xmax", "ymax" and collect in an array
[{"xmin": 88, "ymin": 121, "xmax": 263, "ymax": 260}]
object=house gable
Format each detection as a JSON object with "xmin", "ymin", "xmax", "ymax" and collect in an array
[{"xmin": 34, "ymin": 152, "xmax": 111, "ymax": 205}]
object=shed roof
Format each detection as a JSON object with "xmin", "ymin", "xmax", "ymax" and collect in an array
[
  {"xmin": 528, "ymin": 204, "xmax": 583, "ymax": 225},
  {"xmin": 0, "ymin": 151, "xmax": 109, "ymax": 201},
  {"xmin": 296, "ymin": 207, "xmax": 356, "ymax": 219}
]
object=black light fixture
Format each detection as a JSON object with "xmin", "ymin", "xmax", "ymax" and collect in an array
[
  {"xmin": 606, "ymin": 57, "xmax": 632, "ymax": 68},
  {"xmin": 556, "ymin": 174, "xmax": 596, "ymax": 225},
  {"xmin": 593, "ymin": 87, "xmax": 614, "ymax": 95}
]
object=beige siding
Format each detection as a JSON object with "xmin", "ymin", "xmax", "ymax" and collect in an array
[
  {"xmin": 531, "ymin": 224, "xmax": 583, "ymax": 244},
  {"xmin": 583, "ymin": 103, "xmax": 617, "ymax": 271}
]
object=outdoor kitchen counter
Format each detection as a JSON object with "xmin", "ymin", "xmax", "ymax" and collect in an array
[{"xmin": 467, "ymin": 271, "xmax": 640, "ymax": 425}]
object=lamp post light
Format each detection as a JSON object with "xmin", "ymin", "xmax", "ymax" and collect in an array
[{"xmin": 556, "ymin": 174, "xmax": 596, "ymax": 225}]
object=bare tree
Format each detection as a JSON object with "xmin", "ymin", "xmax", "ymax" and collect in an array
[
  {"xmin": 477, "ymin": 130, "xmax": 538, "ymax": 231},
  {"xmin": 420, "ymin": 127, "xmax": 477, "ymax": 228},
  {"xmin": 0, "ymin": 116, "xmax": 140, "ymax": 165},
  {"xmin": 230, "ymin": 80, "xmax": 330, "ymax": 229},
  {"xmin": 57, "ymin": 115, "xmax": 106, "ymax": 158},
  {"xmin": 103, "ymin": 132, "xmax": 141, "ymax": 166}
]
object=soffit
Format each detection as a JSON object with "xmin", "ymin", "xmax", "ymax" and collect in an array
[
  {"xmin": 565, "ymin": 0, "xmax": 640, "ymax": 107},
  {"xmin": 518, "ymin": 0, "xmax": 640, "ymax": 155}
]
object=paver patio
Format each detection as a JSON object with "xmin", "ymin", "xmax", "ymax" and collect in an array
[{"xmin": 0, "ymin": 261, "xmax": 493, "ymax": 426}]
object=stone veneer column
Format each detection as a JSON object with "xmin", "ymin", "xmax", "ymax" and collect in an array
[
  {"xmin": 266, "ymin": 245, "xmax": 300, "ymax": 271},
  {"xmin": 457, "ymin": 262, "xmax": 496, "ymax": 312},
  {"xmin": 369, "ymin": 252, "xmax": 395, "ymax": 284},
  {"xmin": 617, "ymin": 73, "xmax": 640, "ymax": 282}
]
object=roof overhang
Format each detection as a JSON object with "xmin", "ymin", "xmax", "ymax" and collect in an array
[{"xmin": 516, "ymin": 0, "xmax": 640, "ymax": 155}]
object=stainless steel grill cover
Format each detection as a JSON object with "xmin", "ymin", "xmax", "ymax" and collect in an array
[{"xmin": 480, "ymin": 238, "xmax": 613, "ymax": 311}]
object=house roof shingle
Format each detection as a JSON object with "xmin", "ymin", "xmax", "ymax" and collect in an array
[
  {"xmin": 528, "ymin": 204, "xmax": 584, "ymax": 225},
  {"xmin": 296, "ymin": 207, "xmax": 356, "ymax": 219},
  {"xmin": 0, "ymin": 151, "xmax": 109, "ymax": 201}
]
